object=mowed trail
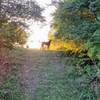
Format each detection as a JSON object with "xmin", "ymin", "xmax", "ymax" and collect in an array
[{"xmin": 20, "ymin": 49, "xmax": 65, "ymax": 100}]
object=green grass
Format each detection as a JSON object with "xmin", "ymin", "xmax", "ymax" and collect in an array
[
  {"xmin": 33, "ymin": 56, "xmax": 100, "ymax": 100},
  {"xmin": 32, "ymin": 57, "xmax": 78, "ymax": 100},
  {"xmin": 0, "ymin": 49, "xmax": 99, "ymax": 100},
  {"xmin": 0, "ymin": 65, "xmax": 23, "ymax": 100}
]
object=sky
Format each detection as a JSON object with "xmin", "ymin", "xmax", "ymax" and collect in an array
[
  {"xmin": 36, "ymin": 0, "xmax": 52, "ymax": 7},
  {"xmin": 26, "ymin": 0, "xmax": 56, "ymax": 48}
]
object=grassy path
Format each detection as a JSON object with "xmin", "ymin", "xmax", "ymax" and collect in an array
[
  {"xmin": 20, "ymin": 49, "xmax": 65, "ymax": 100},
  {"xmin": 1, "ymin": 49, "xmax": 91, "ymax": 100},
  {"xmin": 1, "ymin": 49, "xmax": 100, "ymax": 100}
]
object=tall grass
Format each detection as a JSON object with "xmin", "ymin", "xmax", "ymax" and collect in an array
[{"xmin": 0, "ymin": 48, "xmax": 24, "ymax": 100}]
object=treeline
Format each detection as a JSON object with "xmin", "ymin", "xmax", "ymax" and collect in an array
[
  {"xmin": 52, "ymin": 0, "xmax": 100, "ymax": 99},
  {"xmin": 0, "ymin": 0, "xmax": 44, "ymax": 49},
  {"xmin": 52, "ymin": 0, "xmax": 100, "ymax": 60}
]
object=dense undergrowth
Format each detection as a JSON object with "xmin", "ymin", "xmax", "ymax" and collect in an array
[
  {"xmin": 0, "ymin": 48, "xmax": 24, "ymax": 100},
  {"xmin": 60, "ymin": 50, "xmax": 100, "ymax": 100}
]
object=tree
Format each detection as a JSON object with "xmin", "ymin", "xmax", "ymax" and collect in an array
[
  {"xmin": 0, "ymin": 0, "xmax": 44, "ymax": 21},
  {"xmin": 52, "ymin": 0, "xmax": 100, "ymax": 59},
  {"xmin": 52, "ymin": 1, "xmax": 100, "ymax": 99},
  {"xmin": 0, "ymin": 21, "xmax": 27, "ymax": 48},
  {"xmin": 0, "ymin": 0, "xmax": 45, "ymax": 49}
]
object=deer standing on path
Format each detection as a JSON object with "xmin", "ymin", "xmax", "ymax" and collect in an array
[{"xmin": 41, "ymin": 40, "xmax": 51, "ymax": 49}]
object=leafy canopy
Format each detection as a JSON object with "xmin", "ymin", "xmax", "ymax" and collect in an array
[
  {"xmin": 52, "ymin": 0, "xmax": 100, "ymax": 59},
  {"xmin": 0, "ymin": 0, "xmax": 45, "ymax": 48}
]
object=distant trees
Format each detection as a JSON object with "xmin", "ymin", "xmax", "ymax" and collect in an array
[{"xmin": 0, "ymin": 0, "xmax": 45, "ymax": 48}]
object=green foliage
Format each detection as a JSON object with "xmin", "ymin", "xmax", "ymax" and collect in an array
[
  {"xmin": 52, "ymin": 4, "xmax": 100, "ymax": 99},
  {"xmin": 33, "ymin": 53, "xmax": 100, "ymax": 100},
  {"xmin": 0, "ymin": 49, "xmax": 24, "ymax": 100},
  {"xmin": 0, "ymin": 0, "xmax": 45, "ymax": 49},
  {"xmin": 86, "ymin": 29, "xmax": 100, "ymax": 60},
  {"xmin": 62, "ymin": 51, "xmax": 100, "ymax": 100},
  {"xmin": 0, "ymin": 0, "xmax": 44, "ymax": 21},
  {"xmin": 0, "ymin": 20, "xmax": 27, "ymax": 48},
  {"xmin": 52, "ymin": 0, "xmax": 100, "ymax": 60},
  {"xmin": 0, "ymin": 65, "xmax": 23, "ymax": 100}
]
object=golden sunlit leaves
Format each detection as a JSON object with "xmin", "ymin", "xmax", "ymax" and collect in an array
[{"xmin": 50, "ymin": 39, "xmax": 83, "ymax": 51}]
